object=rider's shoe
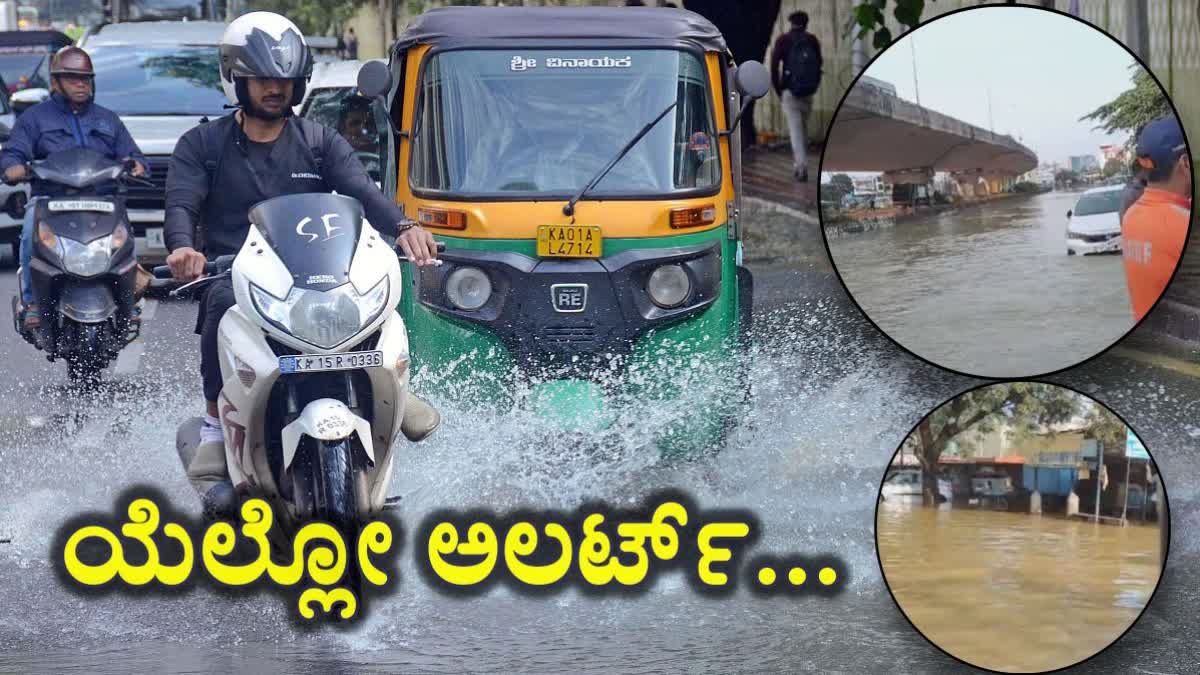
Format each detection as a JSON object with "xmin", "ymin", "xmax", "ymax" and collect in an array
[
  {"xmin": 400, "ymin": 392, "xmax": 440, "ymax": 443},
  {"xmin": 201, "ymin": 478, "xmax": 238, "ymax": 522}
]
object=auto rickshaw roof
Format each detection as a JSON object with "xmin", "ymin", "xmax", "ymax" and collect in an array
[
  {"xmin": 394, "ymin": 6, "xmax": 728, "ymax": 54},
  {"xmin": 0, "ymin": 30, "xmax": 73, "ymax": 50}
]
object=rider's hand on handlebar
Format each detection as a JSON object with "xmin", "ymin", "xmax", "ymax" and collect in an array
[
  {"xmin": 397, "ymin": 222, "xmax": 439, "ymax": 267},
  {"xmin": 166, "ymin": 246, "xmax": 208, "ymax": 282},
  {"xmin": 123, "ymin": 158, "xmax": 146, "ymax": 177},
  {"xmin": 3, "ymin": 164, "xmax": 28, "ymax": 183}
]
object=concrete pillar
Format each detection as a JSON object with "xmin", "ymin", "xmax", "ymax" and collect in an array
[{"xmin": 1030, "ymin": 490, "xmax": 1042, "ymax": 514}]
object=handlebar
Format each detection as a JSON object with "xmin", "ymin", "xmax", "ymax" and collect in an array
[
  {"xmin": 397, "ymin": 241, "xmax": 446, "ymax": 265},
  {"xmin": 152, "ymin": 254, "xmax": 235, "ymax": 280}
]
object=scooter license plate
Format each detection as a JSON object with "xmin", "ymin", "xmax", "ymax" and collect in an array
[
  {"xmin": 279, "ymin": 350, "xmax": 384, "ymax": 374},
  {"xmin": 48, "ymin": 199, "xmax": 115, "ymax": 213}
]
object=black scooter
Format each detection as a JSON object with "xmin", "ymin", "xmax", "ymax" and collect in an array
[{"xmin": 8, "ymin": 147, "xmax": 152, "ymax": 384}]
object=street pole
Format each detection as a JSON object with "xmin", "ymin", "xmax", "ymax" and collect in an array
[
  {"xmin": 910, "ymin": 35, "xmax": 920, "ymax": 106},
  {"xmin": 1121, "ymin": 454, "xmax": 1130, "ymax": 524}
]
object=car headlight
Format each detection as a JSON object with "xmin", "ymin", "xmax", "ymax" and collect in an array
[
  {"xmin": 59, "ymin": 234, "xmax": 113, "ymax": 277},
  {"xmin": 445, "ymin": 266, "xmax": 492, "ymax": 311},
  {"xmin": 647, "ymin": 264, "xmax": 691, "ymax": 308},
  {"xmin": 250, "ymin": 278, "xmax": 389, "ymax": 349}
]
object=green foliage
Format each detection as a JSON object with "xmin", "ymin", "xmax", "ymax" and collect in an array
[
  {"xmin": 1080, "ymin": 65, "xmax": 1171, "ymax": 137},
  {"xmin": 846, "ymin": 0, "xmax": 930, "ymax": 50},
  {"xmin": 241, "ymin": 0, "xmax": 364, "ymax": 35},
  {"xmin": 913, "ymin": 383, "xmax": 1085, "ymax": 471},
  {"xmin": 824, "ymin": 173, "xmax": 855, "ymax": 202},
  {"xmin": 1056, "ymin": 169, "xmax": 1080, "ymax": 185},
  {"xmin": 1080, "ymin": 405, "xmax": 1128, "ymax": 452},
  {"xmin": 1012, "ymin": 181, "xmax": 1040, "ymax": 193}
]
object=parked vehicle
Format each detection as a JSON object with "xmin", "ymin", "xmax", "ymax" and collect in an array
[{"xmin": 1065, "ymin": 184, "xmax": 1124, "ymax": 255}]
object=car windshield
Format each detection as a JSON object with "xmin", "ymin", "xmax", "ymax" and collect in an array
[
  {"xmin": 1074, "ymin": 190, "xmax": 1123, "ymax": 216},
  {"xmin": 411, "ymin": 48, "xmax": 720, "ymax": 198},
  {"xmin": 88, "ymin": 45, "xmax": 226, "ymax": 116},
  {"xmin": 0, "ymin": 50, "xmax": 50, "ymax": 93}
]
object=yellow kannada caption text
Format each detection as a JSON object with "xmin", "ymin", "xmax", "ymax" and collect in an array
[{"xmin": 60, "ymin": 498, "xmax": 395, "ymax": 621}]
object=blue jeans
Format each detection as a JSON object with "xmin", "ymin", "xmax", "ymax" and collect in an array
[{"xmin": 18, "ymin": 199, "xmax": 39, "ymax": 305}]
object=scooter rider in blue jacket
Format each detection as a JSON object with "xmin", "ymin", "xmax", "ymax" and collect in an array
[{"xmin": 1, "ymin": 46, "xmax": 147, "ymax": 333}]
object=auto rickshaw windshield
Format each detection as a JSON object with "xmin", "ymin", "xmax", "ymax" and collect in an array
[{"xmin": 410, "ymin": 48, "xmax": 721, "ymax": 198}]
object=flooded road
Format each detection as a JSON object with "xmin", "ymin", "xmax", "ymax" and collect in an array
[
  {"xmin": 826, "ymin": 191, "xmax": 1134, "ymax": 377},
  {"xmin": 0, "ymin": 200, "xmax": 1196, "ymax": 673},
  {"xmin": 878, "ymin": 503, "xmax": 1163, "ymax": 673}
]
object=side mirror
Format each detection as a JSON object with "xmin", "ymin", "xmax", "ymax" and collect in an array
[
  {"xmin": 357, "ymin": 61, "xmax": 393, "ymax": 99},
  {"xmin": 10, "ymin": 87, "xmax": 49, "ymax": 115},
  {"xmin": 4, "ymin": 191, "xmax": 27, "ymax": 220},
  {"xmin": 725, "ymin": 61, "xmax": 770, "ymax": 136},
  {"xmin": 1066, "ymin": 209, "xmax": 1073, "ymax": 219},
  {"xmin": 733, "ymin": 60, "xmax": 771, "ymax": 100}
]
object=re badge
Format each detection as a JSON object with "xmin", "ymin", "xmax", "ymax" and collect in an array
[{"xmin": 551, "ymin": 284, "xmax": 588, "ymax": 313}]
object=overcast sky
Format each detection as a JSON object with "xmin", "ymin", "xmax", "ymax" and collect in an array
[{"xmin": 861, "ymin": 5, "xmax": 1141, "ymax": 167}]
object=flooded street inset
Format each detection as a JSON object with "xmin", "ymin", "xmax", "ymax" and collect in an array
[
  {"xmin": 827, "ymin": 191, "xmax": 1135, "ymax": 377},
  {"xmin": 877, "ymin": 503, "xmax": 1162, "ymax": 673}
]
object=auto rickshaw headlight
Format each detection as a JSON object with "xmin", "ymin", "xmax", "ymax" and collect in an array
[
  {"xmin": 445, "ymin": 266, "xmax": 492, "ymax": 311},
  {"xmin": 647, "ymin": 264, "xmax": 691, "ymax": 308}
]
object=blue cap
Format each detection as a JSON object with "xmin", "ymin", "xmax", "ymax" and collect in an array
[{"xmin": 1136, "ymin": 115, "xmax": 1187, "ymax": 173}]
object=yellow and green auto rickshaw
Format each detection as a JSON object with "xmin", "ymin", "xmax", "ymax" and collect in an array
[{"xmin": 356, "ymin": 6, "xmax": 770, "ymax": 457}]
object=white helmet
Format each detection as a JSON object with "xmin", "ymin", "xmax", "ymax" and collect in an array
[{"xmin": 218, "ymin": 11, "xmax": 313, "ymax": 108}]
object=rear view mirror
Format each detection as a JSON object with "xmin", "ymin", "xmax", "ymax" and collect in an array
[
  {"xmin": 357, "ymin": 61, "xmax": 393, "ymax": 100},
  {"xmin": 4, "ymin": 191, "xmax": 27, "ymax": 220},
  {"xmin": 725, "ymin": 61, "xmax": 771, "ymax": 137},
  {"xmin": 1067, "ymin": 210, "xmax": 1073, "ymax": 219},
  {"xmin": 733, "ymin": 60, "xmax": 770, "ymax": 100}
]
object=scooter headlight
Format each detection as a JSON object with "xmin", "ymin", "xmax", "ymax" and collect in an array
[
  {"xmin": 647, "ymin": 264, "xmax": 691, "ymax": 308},
  {"xmin": 59, "ymin": 234, "xmax": 113, "ymax": 277},
  {"xmin": 251, "ymin": 278, "xmax": 390, "ymax": 349}
]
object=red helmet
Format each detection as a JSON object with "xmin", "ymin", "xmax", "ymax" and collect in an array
[{"xmin": 50, "ymin": 47, "xmax": 95, "ymax": 77}]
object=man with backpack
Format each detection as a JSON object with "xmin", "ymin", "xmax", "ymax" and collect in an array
[{"xmin": 770, "ymin": 10, "xmax": 822, "ymax": 182}]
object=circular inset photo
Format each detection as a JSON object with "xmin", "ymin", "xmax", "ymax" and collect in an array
[
  {"xmin": 876, "ymin": 382, "xmax": 1168, "ymax": 673},
  {"xmin": 820, "ymin": 5, "xmax": 1192, "ymax": 378}
]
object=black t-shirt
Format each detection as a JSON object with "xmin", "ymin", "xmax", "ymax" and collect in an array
[{"xmin": 164, "ymin": 115, "xmax": 407, "ymax": 258}]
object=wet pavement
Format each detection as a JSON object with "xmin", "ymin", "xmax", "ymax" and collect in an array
[{"xmin": 0, "ymin": 200, "xmax": 1196, "ymax": 673}]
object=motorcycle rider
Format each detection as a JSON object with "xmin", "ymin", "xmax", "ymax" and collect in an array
[
  {"xmin": 163, "ymin": 12, "xmax": 440, "ymax": 519},
  {"xmin": 1, "ymin": 46, "xmax": 147, "ymax": 337}
]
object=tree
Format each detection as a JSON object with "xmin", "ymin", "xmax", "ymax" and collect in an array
[
  {"xmin": 830, "ymin": 173, "xmax": 854, "ymax": 195},
  {"xmin": 1080, "ymin": 65, "xmax": 1171, "ymax": 140},
  {"xmin": 909, "ymin": 383, "xmax": 1084, "ymax": 505},
  {"xmin": 1103, "ymin": 157, "xmax": 1124, "ymax": 178},
  {"xmin": 242, "ymin": 0, "xmax": 363, "ymax": 36},
  {"xmin": 846, "ymin": 1, "xmax": 1056, "ymax": 49},
  {"xmin": 1056, "ymin": 169, "xmax": 1079, "ymax": 187}
]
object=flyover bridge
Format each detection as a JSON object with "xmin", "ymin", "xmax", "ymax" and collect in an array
[{"xmin": 821, "ymin": 81, "xmax": 1039, "ymax": 196}]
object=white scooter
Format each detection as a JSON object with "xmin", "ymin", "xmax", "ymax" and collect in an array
[{"xmin": 154, "ymin": 192, "xmax": 441, "ymax": 539}]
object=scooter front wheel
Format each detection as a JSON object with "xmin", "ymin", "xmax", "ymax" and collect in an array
[{"xmin": 293, "ymin": 437, "xmax": 364, "ymax": 597}]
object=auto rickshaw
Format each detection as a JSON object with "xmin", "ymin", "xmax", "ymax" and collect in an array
[{"xmin": 356, "ymin": 6, "xmax": 769, "ymax": 457}]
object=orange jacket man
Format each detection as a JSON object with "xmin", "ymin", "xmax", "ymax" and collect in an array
[{"xmin": 1121, "ymin": 115, "xmax": 1192, "ymax": 321}]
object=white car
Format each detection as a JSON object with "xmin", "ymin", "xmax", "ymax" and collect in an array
[{"xmin": 1066, "ymin": 184, "xmax": 1125, "ymax": 255}]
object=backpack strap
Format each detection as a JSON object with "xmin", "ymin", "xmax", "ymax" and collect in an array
[{"xmin": 195, "ymin": 115, "xmax": 235, "ymax": 253}]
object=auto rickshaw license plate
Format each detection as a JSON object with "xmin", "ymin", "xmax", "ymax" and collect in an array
[{"xmin": 537, "ymin": 225, "xmax": 602, "ymax": 258}]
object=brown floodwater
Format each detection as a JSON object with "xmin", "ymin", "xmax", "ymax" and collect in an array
[{"xmin": 876, "ymin": 502, "xmax": 1163, "ymax": 673}]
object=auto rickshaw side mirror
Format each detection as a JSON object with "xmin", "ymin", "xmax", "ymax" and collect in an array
[
  {"xmin": 357, "ymin": 61, "xmax": 393, "ymax": 99},
  {"xmin": 10, "ymin": 87, "xmax": 49, "ymax": 115},
  {"xmin": 724, "ymin": 61, "xmax": 770, "ymax": 136},
  {"xmin": 733, "ymin": 61, "xmax": 771, "ymax": 100},
  {"xmin": 1067, "ymin": 209, "xmax": 1073, "ymax": 219}
]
